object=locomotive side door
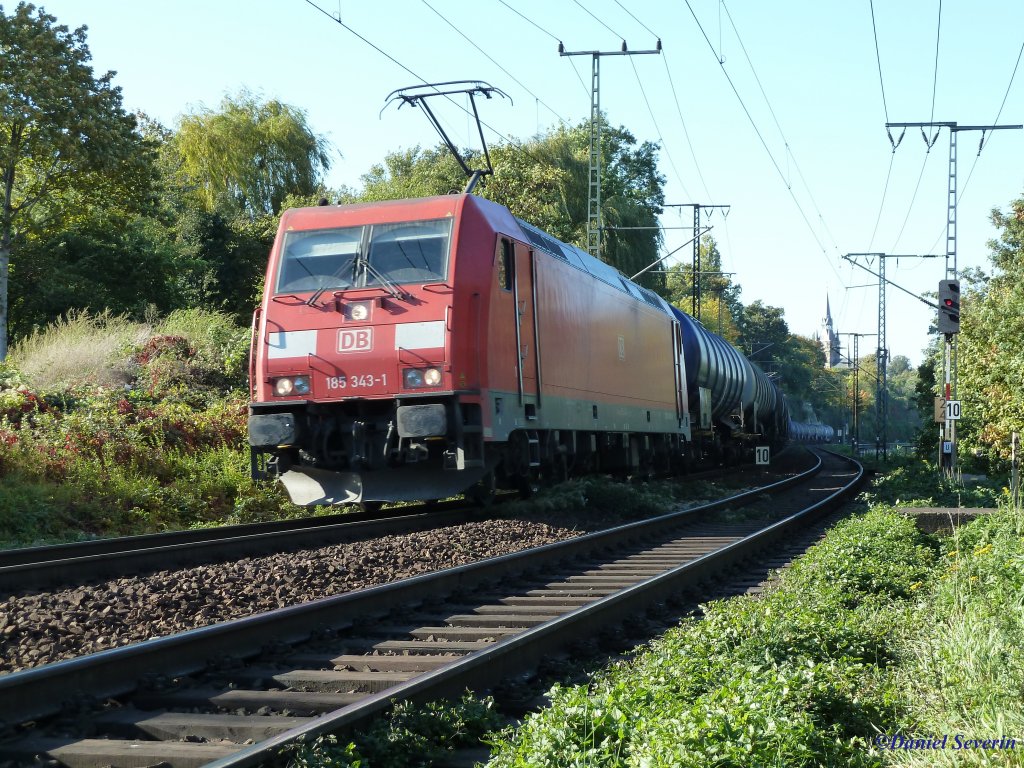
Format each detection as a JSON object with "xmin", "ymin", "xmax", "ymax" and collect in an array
[{"xmin": 513, "ymin": 242, "xmax": 540, "ymax": 407}]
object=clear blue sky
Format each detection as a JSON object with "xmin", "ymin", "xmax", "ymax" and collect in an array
[{"xmin": 37, "ymin": 1, "xmax": 1024, "ymax": 367}]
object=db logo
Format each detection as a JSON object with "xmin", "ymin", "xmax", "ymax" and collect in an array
[{"xmin": 339, "ymin": 328, "xmax": 373, "ymax": 353}]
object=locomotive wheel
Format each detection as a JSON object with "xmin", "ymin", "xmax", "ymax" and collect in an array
[
  {"xmin": 517, "ymin": 475, "xmax": 539, "ymax": 499},
  {"xmin": 466, "ymin": 471, "xmax": 497, "ymax": 507},
  {"xmin": 546, "ymin": 454, "xmax": 569, "ymax": 486}
]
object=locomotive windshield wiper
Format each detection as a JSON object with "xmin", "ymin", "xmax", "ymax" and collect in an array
[
  {"xmin": 360, "ymin": 258, "xmax": 411, "ymax": 301},
  {"xmin": 306, "ymin": 255, "xmax": 357, "ymax": 307},
  {"xmin": 351, "ymin": 248, "xmax": 411, "ymax": 301}
]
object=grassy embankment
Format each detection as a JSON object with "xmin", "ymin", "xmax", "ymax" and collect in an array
[
  {"xmin": 287, "ymin": 461, "xmax": 1023, "ymax": 767},
  {"xmin": 0, "ymin": 310, "xmax": 301, "ymax": 548}
]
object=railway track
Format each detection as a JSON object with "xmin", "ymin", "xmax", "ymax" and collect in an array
[
  {"xmin": 0, "ymin": 463, "xmax": 761, "ymax": 594},
  {"xmin": 0, "ymin": 449, "xmax": 861, "ymax": 767},
  {"xmin": 0, "ymin": 501, "xmax": 479, "ymax": 594}
]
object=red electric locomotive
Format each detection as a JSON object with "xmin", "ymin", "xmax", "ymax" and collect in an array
[{"xmin": 248, "ymin": 193, "xmax": 693, "ymax": 505}]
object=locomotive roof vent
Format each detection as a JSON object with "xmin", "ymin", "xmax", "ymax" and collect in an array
[{"xmin": 517, "ymin": 219, "xmax": 568, "ymax": 261}]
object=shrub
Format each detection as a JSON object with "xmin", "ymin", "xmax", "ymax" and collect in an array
[
  {"xmin": 0, "ymin": 312, "xmax": 291, "ymax": 546},
  {"xmin": 7, "ymin": 310, "xmax": 151, "ymax": 390}
]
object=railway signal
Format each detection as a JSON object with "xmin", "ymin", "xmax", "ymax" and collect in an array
[{"xmin": 937, "ymin": 279, "xmax": 960, "ymax": 335}]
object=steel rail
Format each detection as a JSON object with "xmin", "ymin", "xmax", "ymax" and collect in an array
[
  {"xmin": 0, "ymin": 464, "xmax": 757, "ymax": 593},
  {"xmin": 0, "ymin": 500, "xmax": 477, "ymax": 593},
  {"xmin": 0, "ymin": 451, "xmax": 825, "ymax": 729},
  {"xmin": 209, "ymin": 451, "xmax": 864, "ymax": 768},
  {"xmin": 2, "ymin": 451, "xmax": 860, "ymax": 767}
]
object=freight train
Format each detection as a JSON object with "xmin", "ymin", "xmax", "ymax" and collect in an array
[{"xmin": 247, "ymin": 193, "xmax": 830, "ymax": 506}]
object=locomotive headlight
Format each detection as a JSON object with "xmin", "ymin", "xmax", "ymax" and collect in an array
[
  {"xmin": 403, "ymin": 368, "xmax": 443, "ymax": 389},
  {"xmin": 349, "ymin": 302, "xmax": 369, "ymax": 321},
  {"xmin": 273, "ymin": 376, "xmax": 310, "ymax": 396}
]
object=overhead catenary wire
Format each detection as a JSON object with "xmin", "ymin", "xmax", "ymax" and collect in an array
[
  {"xmin": 301, "ymin": 0, "xmax": 481, "ymax": 147},
  {"xmin": 301, "ymin": 0, "xmax": 427, "ymax": 86},
  {"xmin": 867, "ymin": 153, "xmax": 895, "ymax": 251},
  {"xmin": 571, "ymin": 0, "xmax": 625, "ymax": 41},
  {"xmin": 984, "ymin": 35, "xmax": 1024, "ymax": 148},
  {"xmin": 612, "ymin": 0, "xmax": 658, "ymax": 38},
  {"xmin": 886, "ymin": 1, "xmax": 944, "ymax": 253},
  {"xmin": 608, "ymin": 3, "xmax": 719, "ymax": 241},
  {"xmin": 662, "ymin": 53, "xmax": 714, "ymax": 201},
  {"xmin": 302, "ymin": 0, "xmax": 576, "ymax": 184},
  {"xmin": 868, "ymin": 0, "xmax": 890, "ymax": 123},
  {"xmin": 921, "ymin": 33, "xmax": 1024, "ymax": 254},
  {"xmin": 720, "ymin": 0, "xmax": 841, "ymax": 255},
  {"xmin": 889, "ymin": 153, "xmax": 932, "ymax": 252},
  {"xmin": 493, "ymin": 0, "xmax": 591, "ymax": 100},
  {"xmin": 681, "ymin": 0, "xmax": 847, "ymax": 289},
  {"xmin": 930, "ymin": 0, "xmax": 942, "ymax": 124},
  {"xmin": 627, "ymin": 55, "xmax": 694, "ymax": 203},
  {"xmin": 420, "ymin": 0, "xmax": 570, "ymax": 127},
  {"xmin": 866, "ymin": 0, "xmax": 894, "ymax": 253}
]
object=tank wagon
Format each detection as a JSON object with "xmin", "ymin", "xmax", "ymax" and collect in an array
[
  {"xmin": 787, "ymin": 419, "xmax": 835, "ymax": 443},
  {"xmin": 247, "ymin": 193, "xmax": 811, "ymax": 505}
]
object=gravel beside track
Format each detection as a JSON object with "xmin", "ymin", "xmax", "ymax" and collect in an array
[
  {"xmin": 1, "ymin": 504, "xmax": 730, "ymax": 674},
  {"xmin": 0, "ymin": 457, "xmax": 809, "ymax": 676}
]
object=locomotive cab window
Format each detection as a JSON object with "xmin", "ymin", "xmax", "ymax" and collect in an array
[
  {"xmin": 276, "ymin": 228, "xmax": 361, "ymax": 293},
  {"xmin": 364, "ymin": 220, "xmax": 451, "ymax": 286},
  {"xmin": 497, "ymin": 238, "xmax": 513, "ymax": 291},
  {"xmin": 275, "ymin": 219, "xmax": 452, "ymax": 295}
]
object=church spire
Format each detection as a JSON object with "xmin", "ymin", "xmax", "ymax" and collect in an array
[{"xmin": 823, "ymin": 295, "xmax": 841, "ymax": 368}]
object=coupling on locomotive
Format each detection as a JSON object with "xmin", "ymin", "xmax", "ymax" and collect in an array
[{"xmin": 248, "ymin": 193, "xmax": 829, "ymax": 506}]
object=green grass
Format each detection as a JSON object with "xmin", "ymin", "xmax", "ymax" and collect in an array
[
  {"xmin": 0, "ymin": 310, "xmax": 300, "ymax": 548},
  {"xmin": 887, "ymin": 506, "xmax": 1024, "ymax": 767},
  {"xmin": 483, "ymin": 506, "xmax": 932, "ymax": 767}
]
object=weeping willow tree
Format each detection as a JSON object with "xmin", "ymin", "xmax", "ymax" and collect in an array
[{"xmin": 168, "ymin": 90, "xmax": 332, "ymax": 217}]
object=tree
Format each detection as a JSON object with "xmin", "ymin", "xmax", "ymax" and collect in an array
[
  {"xmin": 360, "ymin": 145, "xmax": 467, "ymax": 202},
  {"xmin": 10, "ymin": 214, "xmax": 178, "ymax": 335},
  {"xmin": 168, "ymin": 90, "xmax": 332, "ymax": 217},
  {"xmin": 951, "ymin": 193, "xmax": 1024, "ymax": 465},
  {"xmin": 739, "ymin": 301, "xmax": 790, "ymax": 361},
  {"xmin": 664, "ymin": 235, "xmax": 742, "ymax": 342},
  {"xmin": 172, "ymin": 208, "xmax": 276, "ymax": 321},
  {"xmin": 885, "ymin": 354, "xmax": 922, "ymax": 443},
  {"xmin": 0, "ymin": 2, "xmax": 150, "ymax": 358}
]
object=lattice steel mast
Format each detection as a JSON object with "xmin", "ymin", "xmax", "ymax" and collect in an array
[
  {"xmin": 886, "ymin": 120, "xmax": 1022, "ymax": 473},
  {"xmin": 845, "ymin": 253, "xmax": 938, "ymax": 460},
  {"xmin": 560, "ymin": 40, "xmax": 661, "ymax": 259}
]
